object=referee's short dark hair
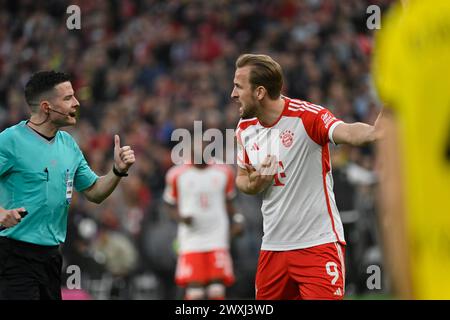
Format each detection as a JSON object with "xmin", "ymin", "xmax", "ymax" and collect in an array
[{"xmin": 24, "ymin": 71, "xmax": 71, "ymax": 110}]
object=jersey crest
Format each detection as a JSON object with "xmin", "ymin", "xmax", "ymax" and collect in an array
[{"xmin": 280, "ymin": 129, "xmax": 294, "ymax": 148}]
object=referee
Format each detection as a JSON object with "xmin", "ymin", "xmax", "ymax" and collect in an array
[{"xmin": 0, "ymin": 71, "xmax": 136, "ymax": 300}]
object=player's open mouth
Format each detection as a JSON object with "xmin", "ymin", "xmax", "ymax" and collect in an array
[{"xmin": 68, "ymin": 111, "xmax": 77, "ymax": 117}]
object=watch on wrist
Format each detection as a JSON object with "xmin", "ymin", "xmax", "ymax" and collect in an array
[{"xmin": 113, "ymin": 165, "xmax": 128, "ymax": 177}]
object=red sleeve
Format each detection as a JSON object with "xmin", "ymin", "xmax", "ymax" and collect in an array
[
  {"xmin": 301, "ymin": 106, "xmax": 343, "ymax": 146},
  {"xmin": 163, "ymin": 166, "xmax": 179, "ymax": 205},
  {"xmin": 224, "ymin": 165, "xmax": 236, "ymax": 199},
  {"xmin": 213, "ymin": 164, "xmax": 237, "ymax": 199}
]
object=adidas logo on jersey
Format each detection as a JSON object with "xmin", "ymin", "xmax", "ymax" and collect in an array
[
  {"xmin": 334, "ymin": 288, "xmax": 342, "ymax": 296},
  {"xmin": 251, "ymin": 142, "xmax": 260, "ymax": 151}
]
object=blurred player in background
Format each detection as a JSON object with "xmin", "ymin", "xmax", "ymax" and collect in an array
[
  {"xmin": 163, "ymin": 141, "xmax": 244, "ymax": 300},
  {"xmin": 232, "ymin": 54, "xmax": 382, "ymax": 300},
  {"xmin": 0, "ymin": 71, "xmax": 135, "ymax": 300},
  {"xmin": 374, "ymin": 0, "xmax": 450, "ymax": 299}
]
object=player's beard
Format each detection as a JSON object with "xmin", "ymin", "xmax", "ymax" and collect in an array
[{"xmin": 241, "ymin": 97, "xmax": 258, "ymax": 119}]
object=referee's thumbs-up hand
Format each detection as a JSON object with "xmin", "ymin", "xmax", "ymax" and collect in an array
[{"xmin": 113, "ymin": 134, "xmax": 136, "ymax": 175}]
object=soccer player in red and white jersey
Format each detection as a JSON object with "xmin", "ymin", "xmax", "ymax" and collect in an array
[
  {"xmin": 163, "ymin": 149, "xmax": 243, "ymax": 300},
  {"xmin": 232, "ymin": 54, "xmax": 382, "ymax": 300}
]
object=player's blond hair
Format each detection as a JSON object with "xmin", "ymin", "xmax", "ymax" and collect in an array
[{"xmin": 235, "ymin": 54, "xmax": 283, "ymax": 99}]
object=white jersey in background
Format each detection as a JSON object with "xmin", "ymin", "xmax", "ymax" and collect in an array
[
  {"xmin": 236, "ymin": 97, "xmax": 346, "ymax": 251},
  {"xmin": 163, "ymin": 164, "xmax": 236, "ymax": 253}
]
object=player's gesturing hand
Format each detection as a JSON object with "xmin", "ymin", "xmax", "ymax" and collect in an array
[
  {"xmin": 244, "ymin": 155, "xmax": 278, "ymax": 193},
  {"xmin": 113, "ymin": 134, "xmax": 136, "ymax": 174},
  {"xmin": 373, "ymin": 108, "xmax": 386, "ymax": 141}
]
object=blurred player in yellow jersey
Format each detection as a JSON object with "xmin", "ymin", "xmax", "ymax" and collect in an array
[{"xmin": 374, "ymin": 0, "xmax": 450, "ymax": 299}]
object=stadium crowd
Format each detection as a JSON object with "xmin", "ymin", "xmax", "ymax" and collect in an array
[{"xmin": 0, "ymin": 0, "xmax": 392, "ymax": 299}]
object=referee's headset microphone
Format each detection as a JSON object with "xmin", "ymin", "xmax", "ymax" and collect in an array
[
  {"xmin": 27, "ymin": 105, "xmax": 70, "ymax": 126},
  {"xmin": 48, "ymin": 107, "xmax": 70, "ymax": 116}
]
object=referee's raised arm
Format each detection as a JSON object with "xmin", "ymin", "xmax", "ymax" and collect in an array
[
  {"xmin": 82, "ymin": 134, "xmax": 136, "ymax": 204},
  {"xmin": 0, "ymin": 71, "xmax": 136, "ymax": 300}
]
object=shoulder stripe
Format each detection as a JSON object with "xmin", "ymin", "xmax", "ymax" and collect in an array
[
  {"xmin": 288, "ymin": 106, "xmax": 305, "ymax": 112},
  {"xmin": 288, "ymin": 102, "xmax": 304, "ymax": 110},
  {"xmin": 287, "ymin": 103, "xmax": 321, "ymax": 115},
  {"xmin": 291, "ymin": 99, "xmax": 324, "ymax": 112},
  {"xmin": 301, "ymin": 106, "xmax": 318, "ymax": 114},
  {"xmin": 289, "ymin": 100, "xmax": 303, "ymax": 108},
  {"xmin": 306, "ymin": 104, "xmax": 323, "ymax": 112},
  {"xmin": 289, "ymin": 99, "xmax": 303, "ymax": 105},
  {"xmin": 304, "ymin": 106, "xmax": 319, "ymax": 114},
  {"xmin": 302, "ymin": 101, "xmax": 324, "ymax": 111},
  {"xmin": 289, "ymin": 101, "xmax": 325, "ymax": 115},
  {"xmin": 291, "ymin": 101, "xmax": 320, "ymax": 114},
  {"xmin": 288, "ymin": 102, "xmax": 305, "ymax": 111}
]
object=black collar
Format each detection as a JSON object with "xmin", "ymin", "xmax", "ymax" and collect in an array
[{"xmin": 26, "ymin": 121, "xmax": 55, "ymax": 141}]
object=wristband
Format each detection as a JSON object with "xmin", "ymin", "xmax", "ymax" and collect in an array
[{"xmin": 113, "ymin": 165, "xmax": 128, "ymax": 177}]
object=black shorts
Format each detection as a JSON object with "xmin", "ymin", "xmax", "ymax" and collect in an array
[{"xmin": 0, "ymin": 237, "xmax": 62, "ymax": 300}]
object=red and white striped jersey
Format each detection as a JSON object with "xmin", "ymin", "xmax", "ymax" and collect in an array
[
  {"xmin": 163, "ymin": 163, "xmax": 236, "ymax": 253},
  {"xmin": 236, "ymin": 97, "xmax": 346, "ymax": 251}
]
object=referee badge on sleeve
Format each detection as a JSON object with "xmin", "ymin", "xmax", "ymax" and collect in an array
[{"xmin": 65, "ymin": 169, "xmax": 73, "ymax": 204}]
